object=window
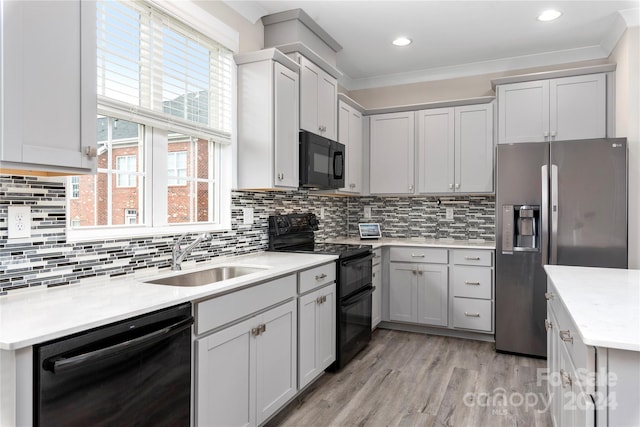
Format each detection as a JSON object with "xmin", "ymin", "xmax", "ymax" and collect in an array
[
  {"xmin": 116, "ymin": 155, "xmax": 137, "ymax": 188},
  {"xmin": 67, "ymin": 0, "xmax": 234, "ymax": 239},
  {"xmin": 70, "ymin": 177, "xmax": 80, "ymax": 199},
  {"xmin": 167, "ymin": 151, "xmax": 188, "ymax": 186}
]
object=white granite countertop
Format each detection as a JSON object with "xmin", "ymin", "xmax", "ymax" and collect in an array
[
  {"xmin": 0, "ymin": 251, "xmax": 337, "ymax": 350},
  {"xmin": 544, "ymin": 265, "xmax": 640, "ymax": 352},
  {"xmin": 323, "ymin": 237, "xmax": 495, "ymax": 250}
]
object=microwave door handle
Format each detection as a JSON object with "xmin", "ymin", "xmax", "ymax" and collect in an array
[{"xmin": 333, "ymin": 151, "xmax": 344, "ymax": 179}]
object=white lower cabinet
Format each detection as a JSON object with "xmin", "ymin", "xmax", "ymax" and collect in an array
[
  {"xmin": 371, "ymin": 261, "xmax": 382, "ymax": 329},
  {"xmin": 389, "ymin": 250, "xmax": 448, "ymax": 327},
  {"xmin": 298, "ymin": 283, "xmax": 336, "ymax": 389},
  {"xmin": 196, "ymin": 299, "xmax": 297, "ymax": 427}
]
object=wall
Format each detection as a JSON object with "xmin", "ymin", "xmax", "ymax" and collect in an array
[
  {"xmin": 609, "ymin": 26, "xmax": 640, "ymax": 268},
  {"xmin": 195, "ymin": 0, "xmax": 264, "ymax": 53},
  {"xmin": 348, "ymin": 59, "xmax": 609, "ymax": 108}
]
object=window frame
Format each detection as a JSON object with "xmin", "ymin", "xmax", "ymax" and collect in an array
[
  {"xmin": 66, "ymin": 0, "xmax": 237, "ymax": 242},
  {"xmin": 115, "ymin": 154, "xmax": 138, "ymax": 188}
]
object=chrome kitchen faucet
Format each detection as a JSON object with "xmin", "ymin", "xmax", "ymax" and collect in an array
[{"xmin": 171, "ymin": 233, "xmax": 213, "ymax": 271}]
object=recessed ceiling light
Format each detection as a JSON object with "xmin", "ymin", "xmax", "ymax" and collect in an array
[
  {"xmin": 537, "ymin": 9, "xmax": 562, "ymax": 22},
  {"xmin": 392, "ymin": 37, "xmax": 412, "ymax": 47}
]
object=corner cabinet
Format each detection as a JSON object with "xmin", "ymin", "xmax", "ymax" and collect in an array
[
  {"xmin": 417, "ymin": 103, "xmax": 494, "ymax": 194},
  {"xmin": 236, "ymin": 49, "xmax": 300, "ymax": 189},
  {"xmin": 369, "ymin": 112, "xmax": 415, "ymax": 194},
  {"xmin": 293, "ymin": 54, "xmax": 338, "ymax": 140},
  {"xmin": 0, "ymin": 0, "xmax": 97, "ymax": 175},
  {"xmin": 497, "ymin": 73, "xmax": 607, "ymax": 144},
  {"xmin": 338, "ymin": 97, "xmax": 364, "ymax": 194}
]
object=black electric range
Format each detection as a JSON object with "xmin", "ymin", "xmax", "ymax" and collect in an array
[{"xmin": 268, "ymin": 213, "xmax": 374, "ymax": 370}]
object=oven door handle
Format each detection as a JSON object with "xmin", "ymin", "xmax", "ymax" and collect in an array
[
  {"xmin": 43, "ymin": 316, "xmax": 194, "ymax": 374},
  {"xmin": 340, "ymin": 253, "xmax": 374, "ymax": 267},
  {"xmin": 341, "ymin": 285, "xmax": 374, "ymax": 308}
]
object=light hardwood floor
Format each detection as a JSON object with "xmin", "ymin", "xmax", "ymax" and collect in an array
[{"xmin": 268, "ymin": 329, "xmax": 552, "ymax": 427}]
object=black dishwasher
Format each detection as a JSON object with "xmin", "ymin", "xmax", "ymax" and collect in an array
[{"xmin": 34, "ymin": 302, "xmax": 193, "ymax": 427}]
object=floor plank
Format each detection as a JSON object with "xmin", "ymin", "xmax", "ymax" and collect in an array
[{"xmin": 267, "ymin": 329, "xmax": 552, "ymax": 427}]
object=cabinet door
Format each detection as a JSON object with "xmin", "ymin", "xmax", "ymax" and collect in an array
[
  {"xmin": 417, "ymin": 107, "xmax": 455, "ymax": 193},
  {"xmin": 196, "ymin": 317, "xmax": 255, "ymax": 427},
  {"xmin": 497, "ymin": 80, "xmax": 550, "ymax": 144},
  {"xmin": 299, "ymin": 57, "xmax": 320, "ymax": 135},
  {"xmin": 371, "ymin": 263, "xmax": 382, "ymax": 329},
  {"xmin": 455, "ymin": 103, "xmax": 494, "ymax": 193},
  {"xmin": 338, "ymin": 102, "xmax": 363, "ymax": 193},
  {"xmin": 255, "ymin": 300, "xmax": 297, "ymax": 425},
  {"xmin": 550, "ymin": 74, "xmax": 606, "ymax": 141},
  {"xmin": 389, "ymin": 263, "xmax": 417, "ymax": 322},
  {"xmin": 370, "ymin": 112, "xmax": 415, "ymax": 194},
  {"xmin": 274, "ymin": 62, "xmax": 299, "ymax": 188},
  {"xmin": 1, "ymin": 0, "xmax": 96, "ymax": 172},
  {"xmin": 546, "ymin": 308, "xmax": 561, "ymax": 427},
  {"xmin": 417, "ymin": 264, "xmax": 449, "ymax": 326},
  {"xmin": 317, "ymin": 70, "xmax": 338, "ymax": 140},
  {"xmin": 298, "ymin": 284, "xmax": 336, "ymax": 389}
]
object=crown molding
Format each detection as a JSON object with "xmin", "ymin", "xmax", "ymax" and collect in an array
[
  {"xmin": 341, "ymin": 45, "xmax": 608, "ymax": 91},
  {"xmin": 222, "ymin": 0, "xmax": 268, "ymax": 24}
]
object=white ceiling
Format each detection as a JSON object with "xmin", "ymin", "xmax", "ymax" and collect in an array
[{"xmin": 224, "ymin": 1, "xmax": 639, "ymax": 90}]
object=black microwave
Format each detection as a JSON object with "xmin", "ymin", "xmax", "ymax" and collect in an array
[{"xmin": 299, "ymin": 130, "xmax": 345, "ymax": 189}]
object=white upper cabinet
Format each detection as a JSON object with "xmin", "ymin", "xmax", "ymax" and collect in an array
[
  {"xmin": 497, "ymin": 73, "xmax": 606, "ymax": 144},
  {"xmin": 0, "ymin": 0, "xmax": 97, "ymax": 175},
  {"xmin": 417, "ymin": 103, "xmax": 494, "ymax": 194},
  {"xmin": 338, "ymin": 100, "xmax": 363, "ymax": 194},
  {"xmin": 236, "ymin": 50, "xmax": 300, "ymax": 189},
  {"xmin": 369, "ymin": 111, "xmax": 415, "ymax": 194},
  {"xmin": 299, "ymin": 56, "xmax": 337, "ymax": 140}
]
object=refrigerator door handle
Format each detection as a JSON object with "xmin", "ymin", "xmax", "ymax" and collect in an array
[
  {"xmin": 550, "ymin": 164, "xmax": 559, "ymax": 264},
  {"xmin": 541, "ymin": 165, "xmax": 549, "ymax": 266}
]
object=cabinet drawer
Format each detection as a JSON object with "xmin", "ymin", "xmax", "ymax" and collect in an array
[
  {"xmin": 390, "ymin": 247, "xmax": 448, "ymax": 264},
  {"xmin": 452, "ymin": 250, "xmax": 493, "ymax": 266},
  {"xmin": 196, "ymin": 275, "xmax": 296, "ymax": 335},
  {"xmin": 298, "ymin": 262, "xmax": 336, "ymax": 294},
  {"xmin": 372, "ymin": 248, "xmax": 382, "ymax": 266},
  {"xmin": 452, "ymin": 266, "xmax": 492, "ymax": 299},
  {"xmin": 453, "ymin": 298, "xmax": 492, "ymax": 332}
]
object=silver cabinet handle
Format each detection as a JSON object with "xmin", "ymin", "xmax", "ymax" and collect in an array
[
  {"xmin": 455, "ymin": 183, "xmax": 460, "ymax": 189},
  {"xmin": 559, "ymin": 330, "xmax": 573, "ymax": 344},
  {"xmin": 464, "ymin": 281, "xmax": 480, "ymax": 286},
  {"xmin": 464, "ymin": 256, "xmax": 480, "ymax": 261},
  {"xmin": 409, "ymin": 185, "xmax": 414, "ymax": 191},
  {"xmin": 315, "ymin": 273, "xmax": 327, "ymax": 281},
  {"xmin": 412, "ymin": 270, "xmax": 417, "ymax": 275},
  {"xmin": 560, "ymin": 369, "xmax": 572, "ymax": 388},
  {"xmin": 545, "ymin": 319, "xmax": 552, "ymax": 331},
  {"xmin": 350, "ymin": 183, "xmax": 355, "ymax": 189},
  {"xmin": 544, "ymin": 131, "xmax": 549, "ymax": 138},
  {"xmin": 449, "ymin": 183, "xmax": 453, "ymax": 189},
  {"xmin": 85, "ymin": 146, "xmax": 97, "ymax": 158},
  {"xmin": 418, "ymin": 270, "xmax": 423, "ymax": 275},
  {"xmin": 372, "ymin": 272, "xmax": 376, "ymax": 278},
  {"xmin": 544, "ymin": 292, "xmax": 554, "ymax": 300},
  {"xmin": 551, "ymin": 131, "xmax": 557, "ymax": 138},
  {"xmin": 411, "ymin": 254, "xmax": 425, "ymax": 258},
  {"xmin": 316, "ymin": 295, "xmax": 327, "ymax": 304},
  {"xmin": 251, "ymin": 324, "xmax": 267, "ymax": 336},
  {"xmin": 251, "ymin": 327, "xmax": 260, "ymax": 336},
  {"xmin": 464, "ymin": 312, "xmax": 481, "ymax": 317}
]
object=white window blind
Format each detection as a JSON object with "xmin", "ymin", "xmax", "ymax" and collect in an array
[{"xmin": 96, "ymin": 0, "xmax": 233, "ymax": 142}]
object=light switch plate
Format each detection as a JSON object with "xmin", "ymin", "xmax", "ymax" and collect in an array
[
  {"xmin": 320, "ymin": 207, "xmax": 326, "ymax": 219},
  {"xmin": 8, "ymin": 205, "xmax": 31, "ymax": 239},
  {"xmin": 445, "ymin": 207, "xmax": 454, "ymax": 220},
  {"xmin": 242, "ymin": 207, "xmax": 254, "ymax": 225},
  {"xmin": 364, "ymin": 206, "xmax": 372, "ymax": 219}
]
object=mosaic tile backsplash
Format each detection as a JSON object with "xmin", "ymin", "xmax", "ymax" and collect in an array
[{"xmin": 0, "ymin": 175, "xmax": 494, "ymax": 293}]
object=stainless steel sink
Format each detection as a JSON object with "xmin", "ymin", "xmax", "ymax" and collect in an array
[{"xmin": 145, "ymin": 266, "xmax": 267, "ymax": 287}]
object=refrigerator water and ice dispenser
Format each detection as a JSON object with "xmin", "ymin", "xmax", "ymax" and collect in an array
[{"xmin": 501, "ymin": 205, "xmax": 540, "ymax": 253}]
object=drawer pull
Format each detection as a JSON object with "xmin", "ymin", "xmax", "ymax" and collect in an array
[
  {"xmin": 464, "ymin": 312, "xmax": 481, "ymax": 318},
  {"xmin": 411, "ymin": 253, "xmax": 426, "ymax": 258},
  {"xmin": 251, "ymin": 324, "xmax": 267, "ymax": 336},
  {"xmin": 316, "ymin": 295, "xmax": 327, "ymax": 304},
  {"xmin": 464, "ymin": 281, "xmax": 481, "ymax": 286},
  {"xmin": 544, "ymin": 292, "xmax": 554, "ymax": 300},
  {"xmin": 315, "ymin": 273, "xmax": 327, "ymax": 281},
  {"xmin": 545, "ymin": 319, "xmax": 552, "ymax": 331},
  {"xmin": 559, "ymin": 330, "xmax": 573, "ymax": 344},
  {"xmin": 464, "ymin": 256, "xmax": 481, "ymax": 261}
]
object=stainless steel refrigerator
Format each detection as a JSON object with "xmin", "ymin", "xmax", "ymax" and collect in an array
[{"xmin": 495, "ymin": 138, "xmax": 627, "ymax": 357}]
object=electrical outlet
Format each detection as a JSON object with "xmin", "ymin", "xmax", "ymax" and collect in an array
[
  {"xmin": 8, "ymin": 205, "xmax": 31, "ymax": 239},
  {"xmin": 445, "ymin": 207, "xmax": 454, "ymax": 220},
  {"xmin": 320, "ymin": 207, "xmax": 326, "ymax": 219},
  {"xmin": 242, "ymin": 207, "xmax": 254, "ymax": 225},
  {"xmin": 364, "ymin": 206, "xmax": 372, "ymax": 219}
]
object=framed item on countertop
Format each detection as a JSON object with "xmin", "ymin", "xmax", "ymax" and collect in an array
[{"xmin": 358, "ymin": 223, "xmax": 382, "ymax": 239}]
